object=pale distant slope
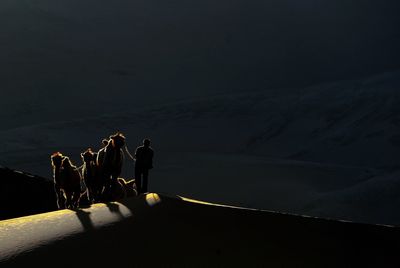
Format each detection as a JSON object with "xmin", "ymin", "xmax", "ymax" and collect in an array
[
  {"xmin": 0, "ymin": 194, "xmax": 399, "ymax": 267},
  {"xmin": 0, "ymin": 0, "xmax": 399, "ymax": 129},
  {"xmin": 1, "ymin": 70, "xmax": 400, "ymax": 169},
  {"xmin": 305, "ymin": 170, "xmax": 400, "ymax": 225}
]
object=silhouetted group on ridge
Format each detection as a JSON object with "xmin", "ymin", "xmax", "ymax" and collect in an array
[{"xmin": 50, "ymin": 132, "xmax": 154, "ymax": 209}]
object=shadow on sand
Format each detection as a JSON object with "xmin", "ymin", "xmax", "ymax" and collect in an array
[{"xmin": 73, "ymin": 208, "xmax": 95, "ymax": 232}]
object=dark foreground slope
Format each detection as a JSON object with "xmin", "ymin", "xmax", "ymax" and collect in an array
[
  {"xmin": 0, "ymin": 167, "xmax": 57, "ymax": 220},
  {"xmin": 0, "ymin": 193, "xmax": 399, "ymax": 267}
]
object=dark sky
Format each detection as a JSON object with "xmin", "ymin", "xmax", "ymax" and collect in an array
[{"xmin": 0, "ymin": 0, "xmax": 399, "ymax": 127}]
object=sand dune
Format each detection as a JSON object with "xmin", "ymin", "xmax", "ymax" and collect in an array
[
  {"xmin": 1, "ymin": 1, "xmax": 399, "ymax": 262},
  {"xmin": 0, "ymin": 166, "xmax": 56, "ymax": 220},
  {"xmin": 1, "ymin": 70, "xmax": 400, "ymax": 172},
  {"xmin": 0, "ymin": 193, "xmax": 399, "ymax": 267}
]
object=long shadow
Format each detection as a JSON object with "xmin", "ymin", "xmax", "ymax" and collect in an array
[
  {"xmin": 73, "ymin": 208, "xmax": 95, "ymax": 232},
  {"xmin": 106, "ymin": 202, "xmax": 121, "ymax": 213},
  {"xmin": 105, "ymin": 202, "xmax": 126, "ymax": 220}
]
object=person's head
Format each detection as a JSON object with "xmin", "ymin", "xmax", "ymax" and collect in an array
[{"xmin": 143, "ymin": 138, "xmax": 151, "ymax": 147}]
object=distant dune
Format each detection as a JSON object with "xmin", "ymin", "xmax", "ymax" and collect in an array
[
  {"xmin": 1, "ymin": 71, "xmax": 400, "ymax": 225},
  {"xmin": 0, "ymin": 193, "xmax": 399, "ymax": 267},
  {"xmin": 2, "ymin": 70, "xmax": 400, "ymax": 170}
]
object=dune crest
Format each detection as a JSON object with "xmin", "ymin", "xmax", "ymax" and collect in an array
[{"xmin": 1, "ymin": 193, "xmax": 399, "ymax": 267}]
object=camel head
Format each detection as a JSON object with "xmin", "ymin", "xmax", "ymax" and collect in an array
[
  {"xmin": 102, "ymin": 139, "xmax": 109, "ymax": 146},
  {"xmin": 110, "ymin": 132, "xmax": 126, "ymax": 149},
  {"xmin": 81, "ymin": 148, "xmax": 95, "ymax": 163},
  {"xmin": 51, "ymin": 152, "xmax": 64, "ymax": 169},
  {"xmin": 61, "ymin": 156, "xmax": 74, "ymax": 170}
]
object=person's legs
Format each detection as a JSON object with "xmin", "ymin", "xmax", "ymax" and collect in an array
[{"xmin": 142, "ymin": 169, "xmax": 149, "ymax": 193}]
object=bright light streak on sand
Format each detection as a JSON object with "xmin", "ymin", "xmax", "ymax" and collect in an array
[
  {"xmin": 179, "ymin": 196, "xmax": 260, "ymax": 211},
  {"xmin": 0, "ymin": 202, "xmax": 133, "ymax": 260}
]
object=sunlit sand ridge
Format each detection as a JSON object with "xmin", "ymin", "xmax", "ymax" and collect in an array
[{"xmin": 0, "ymin": 193, "xmax": 399, "ymax": 267}]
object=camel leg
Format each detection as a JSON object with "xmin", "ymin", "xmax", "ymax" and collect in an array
[
  {"xmin": 65, "ymin": 192, "xmax": 73, "ymax": 209},
  {"xmin": 127, "ymin": 180, "xmax": 138, "ymax": 197},
  {"xmin": 86, "ymin": 187, "xmax": 92, "ymax": 204},
  {"xmin": 120, "ymin": 180, "xmax": 127, "ymax": 199},
  {"xmin": 90, "ymin": 187, "xmax": 97, "ymax": 203},
  {"xmin": 93, "ymin": 186, "xmax": 100, "ymax": 202},
  {"xmin": 102, "ymin": 178, "xmax": 113, "ymax": 201},
  {"xmin": 110, "ymin": 175, "xmax": 125, "ymax": 200},
  {"xmin": 88, "ymin": 187, "xmax": 95, "ymax": 204},
  {"xmin": 72, "ymin": 190, "xmax": 80, "ymax": 209},
  {"xmin": 54, "ymin": 184, "xmax": 66, "ymax": 209},
  {"xmin": 115, "ymin": 179, "xmax": 126, "ymax": 200},
  {"xmin": 96, "ymin": 184, "xmax": 105, "ymax": 202}
]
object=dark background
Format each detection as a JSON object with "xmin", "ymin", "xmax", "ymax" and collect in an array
[{"xmin": 0, "ymin": 0, "xmax": 399, "ymax": 128}]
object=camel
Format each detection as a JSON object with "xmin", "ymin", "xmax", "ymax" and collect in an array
[
  {"xmin": 51, "ymin": 152, "xmax": 83, "ymax": 209},
  {"xmin": 81, "ymin": 148, "xmax": 102, "ymax": 204},
  {"xmin": 96, "ymin": 132, "xmax": 127, "ymax": 201}
]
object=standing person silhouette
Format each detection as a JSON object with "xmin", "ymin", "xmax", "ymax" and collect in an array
[{"xmin": 134, "ymin": 138, "xmax": 154, "ymax": 194}]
